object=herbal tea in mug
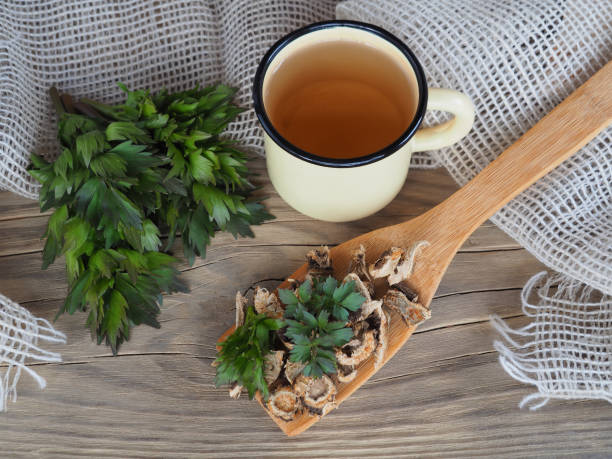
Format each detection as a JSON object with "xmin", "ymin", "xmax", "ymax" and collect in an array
[
  {"xmin": 253, "ymin": 21, "xmax": 475, "ymax": 222},
  {"xmin": 264, "ymin": 40, "xmax": 416, "ymax": 159}
]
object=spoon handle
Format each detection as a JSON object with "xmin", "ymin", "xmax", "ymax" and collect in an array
[{"xmin": 435, "ymin": 60, "xmax": 612, "ymax": 239}]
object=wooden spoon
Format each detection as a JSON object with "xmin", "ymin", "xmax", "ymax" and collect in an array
[{"xmin": 219, "ymin": 60, "xmax": 612, "ymax": 436}]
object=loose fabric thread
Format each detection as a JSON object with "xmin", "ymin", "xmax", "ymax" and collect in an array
[
  {"xmin": 491, "ymin": 272, "xmax": 611, "ymax": 409},
  {"xmin": 0, "ymin": 294, "xmax": 66, "ymax": 411}
]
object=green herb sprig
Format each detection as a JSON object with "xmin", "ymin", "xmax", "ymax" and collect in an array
[
  {"xmin": 214, "ymin": 306, "xmax": 282, "ymax": 400},
  {"xmin": 278, "ymin": 277, "xmax": 365, "ymax": 378},
  {"xmin": 30, "ymin": 84, "xmax": 273, "ymax": 353}
]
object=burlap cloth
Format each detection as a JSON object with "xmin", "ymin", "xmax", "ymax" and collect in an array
[{"xmin": 0, "ymin": 0, "xmax": 609, "ymax": 409}]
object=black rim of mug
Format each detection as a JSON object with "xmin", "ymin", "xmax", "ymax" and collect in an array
[{"xmin": 252, "ymin": 19, "xmax": 428, "ymax": 168}]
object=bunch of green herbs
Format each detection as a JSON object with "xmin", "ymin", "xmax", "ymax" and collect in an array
[
  {"xmin": 214, "ymin": 306, "xmax": 282, "ymax": 400},
  {"xmin": 29, "ymin": 84, "xmax": 273, "ymax": 353},
  {"xmin": 278, "ymin": 277, "xmax": 365, "ymax": 378}
]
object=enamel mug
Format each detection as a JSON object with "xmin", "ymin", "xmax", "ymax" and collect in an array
[{"xmin": 253, "ymin": 20, "xmax": 475, "ymax": 222}]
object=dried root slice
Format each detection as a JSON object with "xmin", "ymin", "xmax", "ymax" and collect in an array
[
  {"xmin": 283, "ymin": 360, "xmax": 305, "ymax": 384},
  {"xmin": 229, "ymin": 383, "xmax": 242, "ymax": 400},
  {"xmin": 294, "ymin": 375, "xmax": 337, "ymax": 417},
  {"xmin": 353, "ymin": 299, "xmax": 383, "ymax": 323},
  {"xmin": 383, "ymin": 289, "xmax": 431, "ymax": 326},
  {"xmin": 343, "ymin": 338, "xmax": 362, "ymax": 348},
  {"xmin": 254, "ymin": 287, "xmax": 283, "ymax": 317},
  {"xmin": 336, "ymin": 363, "xmax": 357, "ymax": 383},
  {"xmin": 292, "ymin": 374, "xmax": 310, "ymax": 398},
  {"xmin": 347, "ymin": 244, "xmax": 375, "ymax": 296},
  {"xmin": 387, "ymin": 241, "xmax": 429, "ymax": 285},
  {"xmin": 336, "ymin": 329, "xmax": 377, "ymax": 367},
  {"xmin": 278, "ymin": 327, "xmax": 294, "ymax": 351},
  {"xmin": 393, "ymin": 281, "xmax": 419, "ymax": 303},
  {"xmin": 228, "ymin": 292, "xmax": 249, "ymax": 399},
  {"xmin": 405, "ymin": 302, "xmax": 431, "ymax": 326},
  {"xmin": 369, "ymin": 247, "xmax": 404, "ymax": 279},
  {"xmin": 354, "ymin": 300, "xmax": 388, "ymax": 370},
  {"xmin": 371, "ymin": 306, "xmax": 389, "ymax": 370},
  {"xmin": 264, "ymin": 350, "xmax": 285, "ymax": 386},
  {"xmin": 285, "ymin": 278, "xmax": 303, "ymax": 290},
  {"xmin": 267, "ymin": 386, "xmax": 301, "ymax": 422},
  {"xmin": 344, "ymin": 273, "xmax": 375, "ymax": 324},
  {"xmin": 305, "ymin": 246, "xmax": 333, "ymax": 279},
  {"xmin": 350, "ymin": 320, "xmax": 369, "ymax": 337},
  {"xmin": 235, "ymin": 291, "xmax": 248, "ymax": 327},
  {"xmin": 368, "ymin": 242, "xmax": 429, "ymax": 285}
]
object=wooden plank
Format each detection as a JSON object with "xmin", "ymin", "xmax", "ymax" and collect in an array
[
  {"xmin": 0, "ymin": 212, "xmax": 520, "ymax": 259},
  {"xmin": 0, "ymin": 319, "xmax": 610, "ymax": 457},
  {"xmin": 0, "ymin": 245, "xmax": 542, "ymax": 324},
  {"xmin": 2, "ymin": 287, "xmax": 528, "ymax": 364},
  {"xmin": 0, "ymin": 216, "xmax": 46, "ymax": 257},
  {"xmin": 0, "ymin": 190, "xmax": 44, "ymax": 221}
]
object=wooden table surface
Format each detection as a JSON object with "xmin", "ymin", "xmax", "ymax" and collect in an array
[{"xmin": 0, "ymin": 159, "xmax": 610, "ymax": 457}]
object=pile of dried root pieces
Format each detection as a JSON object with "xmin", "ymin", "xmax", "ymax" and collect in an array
[{"xmin": 229, "ymin": 242, "xmax": 430, "ymax": 422}]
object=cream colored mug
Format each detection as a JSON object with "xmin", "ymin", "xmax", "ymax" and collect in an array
[{"xmin": 253, "ymin": 20, "xmax": 475, "ymax": 222}]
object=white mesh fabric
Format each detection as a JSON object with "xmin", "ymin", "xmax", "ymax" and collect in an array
[
  {"xmin": 0, "ymin": 293, "xmax": 66, "ymax": 411},
  {"xmin": 491, "ymin": 272, "xmax": 611, "ymax": 408}
]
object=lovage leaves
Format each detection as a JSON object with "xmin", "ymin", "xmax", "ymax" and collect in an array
[
  {"xmin": 29, "ymin": 84, "xmax": 274, "ymax": 353},
  {"xmin": 278, "ymin": 276, "xmax": 366, "ymax": 378},
  {"xmin": 215, "ymin": 307, "xmax": 283, "ymax": 400}
]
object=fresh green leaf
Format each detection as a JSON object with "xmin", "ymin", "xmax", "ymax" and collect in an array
[
  {"xmin": 278, "ymin": 275, "xmax": 366, "ymax": 378},
  {"xmin": 215, "ymin": 306, "xmax": 278, "ymax": 400},
  {"xmin": 89, "ymin": 249, "xmax": 117, "ymax": 278},
  {"xmin": 75, "ymin": 130, "xmax": 106, "ymax": 166},
  {"xmin": 47, "ymin": 204, "xmax": 68, "ymax": 239},
  {"xmin": 62, "ymin": 217, "xmax": 91, "ymax": 253},
  {"xmin": 333, "ymin": 280, "xmax": 355, "ymax": 302},
  {"xmin": 106, "ymin": 121, "xmax": 151, "ymax": 144},
  {"xmin": 58, "ymin": 114, "xmax": 99, "ymax": 145},
  {"xmin": 193, "ymin": 183, "xmax": 233, "ymax": 227},
  {"xmin": 101, "ymin": 290, "xmax": 128, "ymax": 353},
  {"xmin": 278, "ymin": 288, "xmax": 298, "ymax": 306},
  {"xmin": 341, "ymin": 291, "xmax": 366, "ymax": 311},
  {"xmin": 41, "ymin": 234, "xmax": 60, "ymax": 270},
  {"xmin": 298, "ymin": 280, "xmax": 312, "ymax": 303},
  {"xmin": 140, "ymin": 219, "xmax": 161, "ymax": 252},
  {"xmin": 189, "ymin": 151, "xmax": 214, "ymax": 184},
  {"xmin": 89, "ymin": 152, "xmax": 127, "ymax": 177},
  {"xmin": 62, "ymin": 270, "xmax": 93, "ymax": 316},
  {"xmin": 322, "ymin": 276, "xmax": 337, "ymax": 296},
  {"xmin": 53, "ymin": 148, "xmax": 73, "ymax": 180},
  {"xmin": 30, "ymin": 153, "xmax": 50, "ymax": 169},
  {"xmin": 317, "ymin": 355, "xmax": 337, "ymax": 375}
]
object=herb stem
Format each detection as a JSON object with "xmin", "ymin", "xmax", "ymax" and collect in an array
[
  {"xmin": 73, "ymin": 101, "xmax": 106, "ymax": 121},
  {"xmin": 49, "ymin": 87, "xmax": 65, "ymax": 116}
]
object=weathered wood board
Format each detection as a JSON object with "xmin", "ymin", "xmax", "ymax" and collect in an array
[{"xmin": 0, "ymin": 162, "xmax": 609, "ymax": 457}]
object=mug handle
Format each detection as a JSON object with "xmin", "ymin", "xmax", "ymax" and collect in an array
[{"xmin": 412, "ymin": 88, "xmax": 475, "ymax": 152}]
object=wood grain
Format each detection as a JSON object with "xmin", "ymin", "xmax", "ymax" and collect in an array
[{"xmin": 0, "ymin": 164, "xmax": 610, "ymax": 456}]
